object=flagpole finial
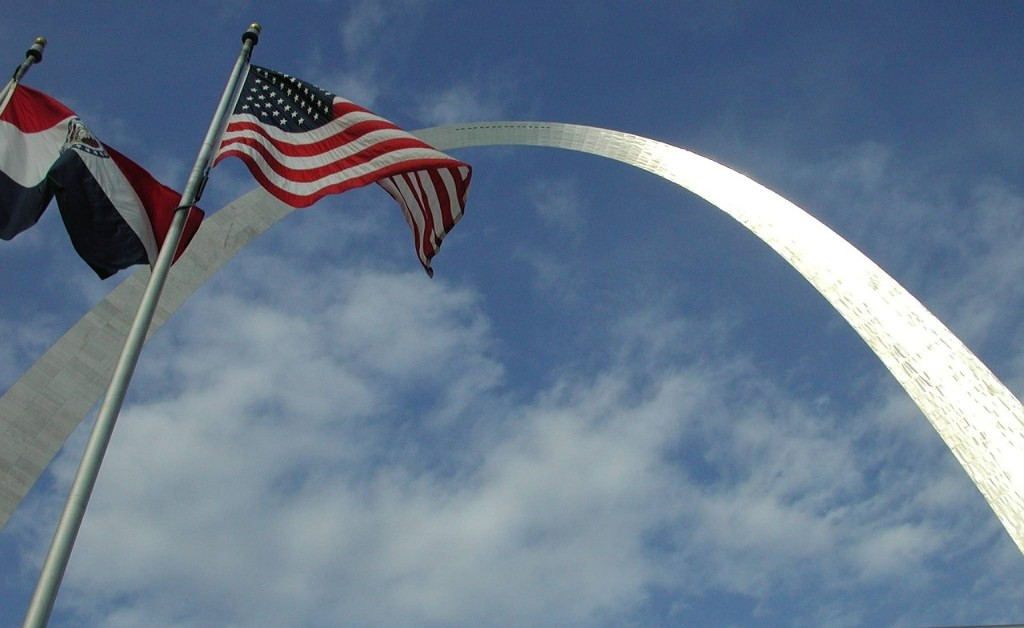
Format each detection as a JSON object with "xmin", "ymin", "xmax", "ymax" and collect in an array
[
  {"xmin": 243, "ymin": 23, "xmax": 261, "ymax": 45},
  {"xmin": 9, "ymin": 36, "xmax": 46, "ymax": 84},
  {"xmin": 27, "ymin": 37, "xmax": 46, "ymax": 63}
]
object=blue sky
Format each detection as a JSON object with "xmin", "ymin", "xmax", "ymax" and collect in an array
[{"xmin": 2, "ymin": 2, "xmax": 1024, "ymax": 626}]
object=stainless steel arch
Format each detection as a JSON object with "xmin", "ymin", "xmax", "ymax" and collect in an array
[{"xmin": 1, "ymin": 121, "xmax": 1022, "ymax": 556}]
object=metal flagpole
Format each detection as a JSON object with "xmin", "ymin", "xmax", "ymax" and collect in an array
[
  {"xmin": 0, "ymin": 37, "xmax": 47, "ymax": 107},
  {"xmin": 21, "ymin": 23, "xmax": 261, "ymax": 628}
]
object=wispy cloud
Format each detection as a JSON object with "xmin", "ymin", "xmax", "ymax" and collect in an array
[
  {"xmin": 337, "ymin": 0, "xmax": 392, "ymax": 58},
  {"xmin": 4, "ymin": 5, "xmax": 1024, "ymax": 625},
  {"xmin": 528, "ymin": 178, "xmax": 583, "ymax": 234},
  {"xmin": 414, "ymin": 84, "xmax": 506, "ymax": 127},
  {"xmin": 14, "ymin": 247, "xmax": 1021, "ymax": 626}
]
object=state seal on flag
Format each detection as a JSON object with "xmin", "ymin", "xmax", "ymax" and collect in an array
[{"xmin": 61, "ymin": 118, "xmax": 108, "ymax": 158}]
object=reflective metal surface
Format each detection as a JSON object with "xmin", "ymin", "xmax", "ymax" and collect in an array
[{"xmin": 2, "ymin": 121, "xmax": 1022, "ymax": 556}]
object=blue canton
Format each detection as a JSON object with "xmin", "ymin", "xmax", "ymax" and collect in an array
[{"xmin": 235, "ymin": 66, "xmax": 335, "ymax": 133}]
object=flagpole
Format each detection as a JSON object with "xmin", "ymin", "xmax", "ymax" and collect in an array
[
  {"xmin": 0, "ymin": 37, "xmax": 46, "ymax": 106},
  {"xmin": 21, "ymin": 23, "xmax": 261, "ymax": 628}
]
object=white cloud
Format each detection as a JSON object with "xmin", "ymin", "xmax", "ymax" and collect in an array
[
  {"xmin": 4, "ymin": 7, "xmax": 1024, "ymax": 627},
  {"xmin": 7, "ymin": 104, "xmax": 1024, "ymax": 628},
  {"xmin": 929, "ymin": 180, "xmax": 1024, "ymax": 345},
  {"xmin": 338, "ymin": 0, "xmax": 390, "ymax": 57},
  {"xmin": 415, "ymin": 84, "xmax": 506, "ymax": 127},
  {"xmin": 16, "ymin": 252, "xmax": 1016, "ymax": 628},
  {"xmin": 528, "ymin": 178, "xmax": 583, "ymax": 234},
  {"xmin": 313, "ymin": 71, "xmax": 381, "ymax": 111}
]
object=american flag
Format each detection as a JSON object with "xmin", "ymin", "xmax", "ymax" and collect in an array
[{"xmin": 214, "ymin": 65, "xmax": 472, "ymax": 276}]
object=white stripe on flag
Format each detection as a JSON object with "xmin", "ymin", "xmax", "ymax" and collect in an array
[
  {"xmin": 381, "ymin": 174, "xmax": 429, "ymax": 260},
  {"xmin": 219, "ymin": 143, "xmax": 461, "ymax": 196},
  {"xmin": 417, "ymin": 170, "xmax": 445, "ymax": 239},
  {"xmin": 218, "ymin": 125, "xmax": 454, "ymax": 175},
  {"xmin": 0, "ymin": 117, "xmax": 72, "ymax": 187},
  {"xmin": 77, "ymin": 148, "xmax": 159, "ymax": 263},
  {"xmin": 220, "ymin": 111, "xmax": 414, "ymax": 149}
]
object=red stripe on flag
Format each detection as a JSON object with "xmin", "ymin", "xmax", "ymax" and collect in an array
[
  {"xmin": 214, "ymin": 65, "xmax": 472, "ymax": 274},
  {"xmin": 106, "ymin": 146, "xmax": 204, "ymax": 261},
  {"xmin": 1, "ymin": 84, "xmax": 75, "ymax": 132},
  {"xmin": 216, "ymin": 131, "xmax": 441, "ymax": 179},
  {"xmin": 427, "ymin": 168, "xmax": 455, "ymax": 234},
  {"xmin": 220, "ymin": 117, "xmax": 417, "ymax": 157}
]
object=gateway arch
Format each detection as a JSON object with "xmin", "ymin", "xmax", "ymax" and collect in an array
[{"xmin": 1, "ymin": 121, "xmax": 1022, "ymax": 555}]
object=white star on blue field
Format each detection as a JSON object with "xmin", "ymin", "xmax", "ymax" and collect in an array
[
  {"xmin": 2, "ymin": 3, "xmax": 1024, "ymax": 626},
  {"xmin": 238, "ymin": 66, "xmax": 335, "ymax": 129}
]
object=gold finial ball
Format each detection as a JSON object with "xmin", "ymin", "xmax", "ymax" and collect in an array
[
  {"xmin": 35, "ymin": 36, "xmax": 47, "ymax": 46},
  {"xmin": 242, "ymin": 23, "xmax": 261, "ymax": 44}
]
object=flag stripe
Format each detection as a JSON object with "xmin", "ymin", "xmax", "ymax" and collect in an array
[
  {"xmin": 216, "ymin": 131, "xmax": 456, "ymax": 184},
  {"xmin": 77, "ymin": 147, "xmax": 157, "ymax": 262},
  {"xmin": 0, "ymin": 168, "xmax": 50, "ymax": 239},
  {"xmin": 430, "ymin": 168, "xmax": 457, "ymax": 232},
  {"xmin": 0, "ymin": 83, "xmax": 76, "ymax": 132},
  {"xmin": 105, "ymin": 145, "xmax": 202, "ymax": 261},
  {"xmin": 0, "ymin": 116, "xmax": 73, "ymax": 187},
  {"xmin": 214, "ymin": 65, "xmax": 471, "ymax": 274},
  {"xmin": 379, "ymin": 174, "xmax": 431, "ymax": 268},
  {"xmin": 0, "ymin": 83, "xmax": 203, "ymax": 276},
  {"xmin": 49, "ymin": 149, "xmax": 152, "ymax": 276},
  {"xmin": 217, "ymin": 142, "xmax": 464, "ymax": 208},
  {"xmin": 421, "ymin": 170, "xmax": 447, "ymax": 246},
  {"xmin": 219, "ymin": 117, "xmax": 425, "ymax": 157},
  {"xmin": 222, "ymin": 107, "xmax": 414, "ymax": 150}
]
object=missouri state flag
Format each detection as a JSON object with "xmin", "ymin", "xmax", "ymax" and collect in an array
[
  {"xmin": 0, "ymin": 82, "xmax": 203, "ymax": 278},
  {"xmin": 214, "ymin": 65, "xmax": 471, "ymax": 276}
]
